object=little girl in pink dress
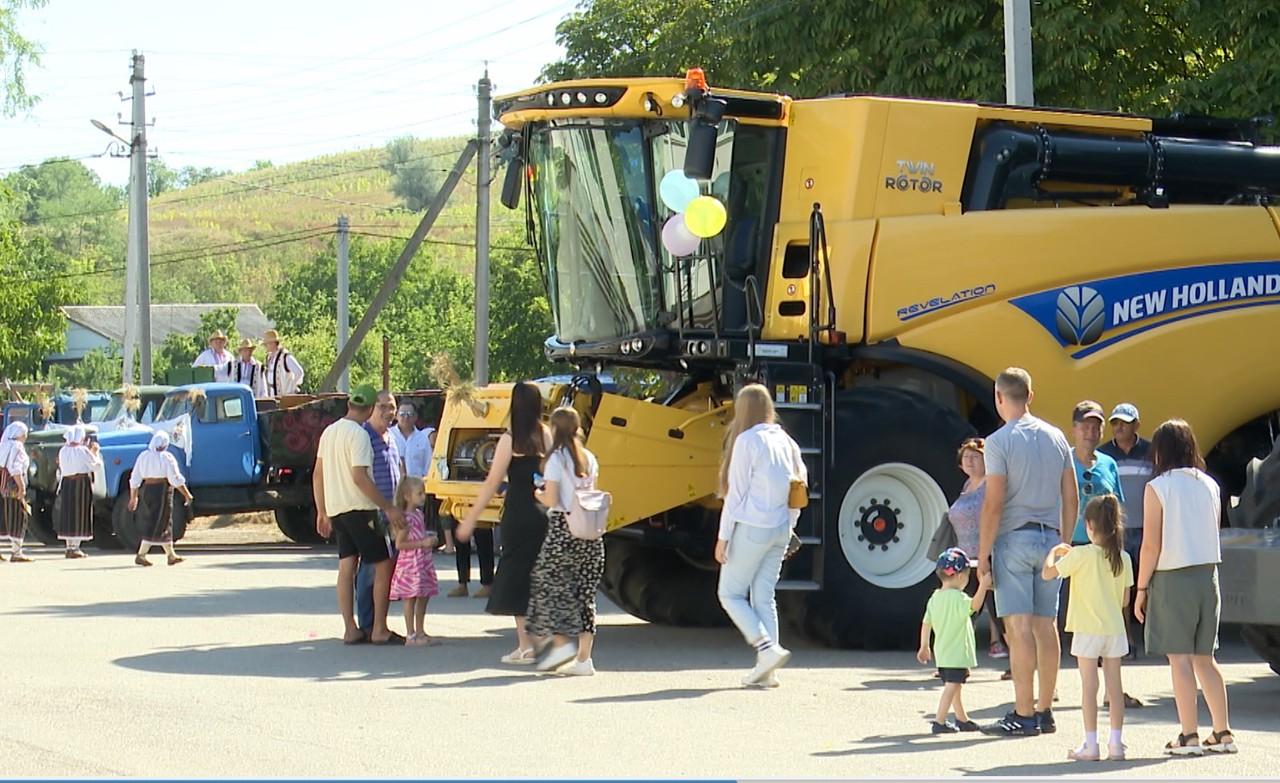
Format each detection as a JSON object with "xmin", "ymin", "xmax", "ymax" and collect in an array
[{"xmin": 390, "ymin": 476, "xmax": 440, "ymax": 646}]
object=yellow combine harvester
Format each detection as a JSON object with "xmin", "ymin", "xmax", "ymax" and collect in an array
[{"xmin": 427, "ymin": 71, "xmax": 1280, "ymax": 649}]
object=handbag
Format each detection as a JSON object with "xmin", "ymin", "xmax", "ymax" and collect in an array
[
  {"xmin": 926, "ymin": 512, "xmax": 958, "ymax": 561},
  {"xmin": 787, "ymin": 441, "xmax": 809, "ymax": 510},
  {"xmin": 562, "ymin": 452, "xmax": 611, "ymax": 540}
]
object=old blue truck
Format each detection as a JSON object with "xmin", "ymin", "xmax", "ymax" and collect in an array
[
  {"xmin": 26, "ymin": 383, "xmax": 443, "ymax": 550},
  {"xmin": 3, "ymin": 391, "xmax": 111, "ymax": 430}
]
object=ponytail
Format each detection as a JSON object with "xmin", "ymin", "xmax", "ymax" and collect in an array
[{"xmin": 1084, "ymin": 494, "xmax": 1126, "ymax": 576}]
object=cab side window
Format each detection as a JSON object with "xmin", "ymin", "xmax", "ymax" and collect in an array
[{"xmin": 219, "ymin": 396, "xmax": 244, "ymax": 422}]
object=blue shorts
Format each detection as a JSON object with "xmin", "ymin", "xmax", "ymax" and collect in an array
[{"xmin": 993, "ymin": 525, "xmax": 1061, "ymax": 618}]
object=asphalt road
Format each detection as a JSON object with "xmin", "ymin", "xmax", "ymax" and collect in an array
[{"xmin": 4, "ymin": 537, "xmax": 1279, "ymax": 779}]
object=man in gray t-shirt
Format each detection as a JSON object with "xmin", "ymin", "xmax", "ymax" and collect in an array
[{"xmin": 978, "ymin": 368, "xmax": 1076, "ymax": 738}]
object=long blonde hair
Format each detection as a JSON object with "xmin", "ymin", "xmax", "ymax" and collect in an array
[
  {"xmin": 718, "ymin": 384, "xmax": 777, "ymax": 497},
  {"xmin": 545, "ymin": 407, "xmax": 588, "ymax": 477}
]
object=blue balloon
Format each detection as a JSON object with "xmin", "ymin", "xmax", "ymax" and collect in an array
[{"xmin": 659, "ymin": 169, "xmax": 700, "ymax": 213}]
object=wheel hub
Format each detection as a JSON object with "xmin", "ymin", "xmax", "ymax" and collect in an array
[{"xmin": 857, "ymin": 498, "xmax": 902, "ymax": 549}]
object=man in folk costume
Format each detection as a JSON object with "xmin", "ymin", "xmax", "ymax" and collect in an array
[
  {"xmin": 128, "ymin": 430, "xmax": 194, "ymax": 566},
  {"xmin": 56, "ymin": 424, "xmax": 101, "ymax": 558},
  {"xmin": 233, "ymin": 338, "xmax": 267, "ymax": 398},
  {"xmin": 262, "ymin": 329, "xmax": 305, "ymax": 396},
  {"xmin": 192, "ymin": 329, "xmax": 234, "ymax": 383},
  {"xmin": 0, "ymin": 422, "xmax": 32, "ymax": 562}
]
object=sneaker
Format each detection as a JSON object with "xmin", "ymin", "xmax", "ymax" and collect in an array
[
  {"xmin": 558, "ymin": 658, "xmax": 595, "ymax": 676},
  {"xmin": 1036, "ymin": 709, "xmax": 1057, "ymax": 734},
  {"xmin": 473, "ymin": 585, "xmax": 492, "ymax": 599},
  {"xmin": 982, "ymin": 711, "xmax": 1040, "ymax": 737},
  {"xmin": 931, "ymin": 721, "xmax": 959, "ymax": 734},
  {"xmin": 955, "ymin": 720, "xmax": 980, "ymax": 732},
  {"xmin": 742, "ymin": 673, "xmax": 780, "ymax": 688},
  {"xmin": 743, "ymin": 644, "xmax": 791, "ymax": 685},
  {"xmin": 536, "ymin": 642, "xmax": 578, "ymax": 672},
  {"xmin": 1067, "ymin": 743, "xmax": 1100, "ymax": 761},
  {"xmin": 446, "ymin": 584, "xmax": 469, "ymax": 597},
  {"xmin": 988, "ymin": 641, "xmax": 1009, "ymax": 659}
]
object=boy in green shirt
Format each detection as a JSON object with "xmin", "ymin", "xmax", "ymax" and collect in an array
[{"xmin": 919, "ymin": 547, "xmax": 992, "ymax": 734}]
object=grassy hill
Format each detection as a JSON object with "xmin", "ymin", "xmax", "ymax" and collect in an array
[{"xmin": 136, "ymin": 136, "xmax": 526, "ymax": 308}]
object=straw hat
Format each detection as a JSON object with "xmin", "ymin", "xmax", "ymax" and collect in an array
[
  {"xmin": 262, "ymin": 329, "xmax": 280, "ymax": 345},
  {"xmin": 209, "ymin": 329, "xmax": 228, "ymax": 344},
  {"xmin": 237, "ymin": 338, "xmax": 256, "ymax": 353}
]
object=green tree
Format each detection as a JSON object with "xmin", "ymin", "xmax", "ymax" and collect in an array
[
  {"xmin": 0, "ymin": 222, "xmax": 75, "ymax": 378},
  {"xmin": 154, "ymin": 307, "xmax": 240, "ymax": 384},
  {"xmin": 488, "ymin": 244, "xmax": 555, "ymax": 381},
  {"xmin": 544, "ymin": 0, "xmax": 1280, "ymax": 129},
  {"xmin": 147, "ymin": 157, "xmax": 179, "ymax": 198},
  {"xmin": 382, "ymin": 136, "xmax": 442, "ymax": 212},
  {"xmin": 45, "ymin": 345, "xmax": 123, "ymax": 390},
  {"xmin": 4, "ymin": 159, "xmax": 125, "ymax": 258},
  {"xmin": 0, "ymin": 0, "xmax": 43, "ymax": 116},
  {"xmin": 177, "ymin": 165, "xmax": 230, "ymax": 188}
]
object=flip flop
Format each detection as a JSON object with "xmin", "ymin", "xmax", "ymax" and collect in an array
[
  {"xmin": 370, "ymin": 631, "xmax": 407, "ymax": 646},
  {"xmin": 343, "ymin": 630, "xmax": 370, "ymax": 645}
]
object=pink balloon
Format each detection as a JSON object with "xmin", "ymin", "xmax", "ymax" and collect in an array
[{"xmin": 662, "ymin": 214, "xmax": 701, "ymax": 257}]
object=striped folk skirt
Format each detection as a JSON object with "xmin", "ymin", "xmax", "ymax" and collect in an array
[
  {"xmin": 0, "ymin": 468, "xmax": 27, "ymax": 544},
  {"xmin": 136, "ymin": 482, "xmax": 174, "ymax": 546},
  {"xmin": 56, "ymin": 474, "xmax": 94, "ymax": 542}
]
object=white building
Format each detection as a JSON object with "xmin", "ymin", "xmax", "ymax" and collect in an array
[{"xmin": 46, "ymin": 304, "xmax": 274, "ymax": 365}]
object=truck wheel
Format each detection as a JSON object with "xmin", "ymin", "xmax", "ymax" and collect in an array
[
  {"xmin": 790, "ymin": 387, "xmax": 974, "ymax": 649},
  {"xmin": 600, "ymin": 537, "xmax": 728, "ymax": 628},
  {"xmin": 112, "ymin": 492, "xmax": 143, "ymax": 553},
  {"xmin": 274, "ymin": 506, "xmax": 326, "ymax": 544},
  {"xmin": 1231, "ymin": 435, "xmax": 1280, "ymax": 673},
  {"xmin": 26, "ymin": 494, "xmax": 60, "ymax": 546},
  {"xmin": 93, "ymin": 505, "xmax": 122, "ymax": 550}
]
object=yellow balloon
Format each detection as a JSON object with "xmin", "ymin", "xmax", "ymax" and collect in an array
[{"xmin": 683, "ymin": 196, "xmax": 727, "ymax": 238}]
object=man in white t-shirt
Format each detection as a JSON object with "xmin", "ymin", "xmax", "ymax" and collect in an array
[{"xmin": 314, "ymin": 384, "xmax": 406, "ymax": 645}]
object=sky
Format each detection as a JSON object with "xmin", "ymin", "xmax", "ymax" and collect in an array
[{"xmin": 1, "ymin": 0, "xmax": 575, "ymax": 187}]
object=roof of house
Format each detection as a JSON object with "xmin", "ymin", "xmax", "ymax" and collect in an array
[{"xmin": 61, "ymin": 304, "xmax": 274, "ymax": 347}]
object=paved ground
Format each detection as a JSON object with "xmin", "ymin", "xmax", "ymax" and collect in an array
[{"xmin": 4, "ymin": 524, "xmax": 1279, "ymax": 778}]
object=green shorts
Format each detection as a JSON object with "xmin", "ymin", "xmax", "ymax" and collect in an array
[{"xmin": 1145, "ymin": 564, "xmax": 1220, "ymax": 656}]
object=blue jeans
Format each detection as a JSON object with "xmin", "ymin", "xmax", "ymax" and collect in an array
[
  {"xmin": 717, "ymin": 523, "xmax": 790, "ymax": 646},
  {"xmin": 355, "ymin": 536, "xmax": 397, "ymax": 631},
  {"xmin": 992, "ymin": 525, "xmax": 1061, "ymax": 618}
]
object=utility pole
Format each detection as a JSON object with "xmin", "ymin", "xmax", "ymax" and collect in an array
[
  {"xmin": 474, "ymin": 68, "xmax": 492, "ymax": 386},
  {"xmin": 1004, "ymin": 0, "xmax": 1034, "ymax": 105},
  {"xmin": 130, "ymin": 52, "xmax": 154, "ymax": 383},
  {"xmin": 336, "ymin": 216, "xmax": 350, "ymax": 394}
]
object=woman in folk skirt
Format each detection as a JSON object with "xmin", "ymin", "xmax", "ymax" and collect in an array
[
  {"xmin": 128, "ymin": 431, "xmax": 194, "ymax": 566},
  {"xmin": 0, "ymin": 422, "xmax": 32, "ymax": 562},
  {"xmin": 527, "ymin": 407, "xmax": 606, "ymax": 676},
  {"xmin": 56, "ymin": 425, "xmax": 101, "ymax": 558}
]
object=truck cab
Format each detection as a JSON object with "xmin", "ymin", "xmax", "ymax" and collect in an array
[{"xmin": 3, "ymin": 392, "xmax": 110, "ymax": 431}]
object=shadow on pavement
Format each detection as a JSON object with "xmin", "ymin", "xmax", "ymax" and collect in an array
[
  {"xmin": 571, "ymin": 687, "xmax": 737, "ymax": 704},
  {"xmin": 21, "ymin": 584, "xmax": 333, "ymax": 618},
  {"xmin": 958, "ymin": 757, "xmax": 1171, "ymax": 776}
]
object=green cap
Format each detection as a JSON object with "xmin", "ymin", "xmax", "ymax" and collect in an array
[{"xmin": 349, "ymin": 384, "xmax": 378, "ymax": 407}]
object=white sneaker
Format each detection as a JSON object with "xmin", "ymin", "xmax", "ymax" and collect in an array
[
  {"xmin": 558, "ymin": 658, "xmax": 595, "ymax": 676},
  {"xmin": 742, "ymin": 672, "xmax": 780, "ymax": 688},
  {"xmin": 743, "ymin": 644, "xmax": 791, "ymax": 685},
  {"xmin": 536, "ymin": 642, "xmax": 578, "ymax": 672}
]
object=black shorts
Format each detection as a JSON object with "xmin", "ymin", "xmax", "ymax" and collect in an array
[
  {"xmin": 331, "ymin": 510, "xmax": 390, "ymax": 564},
  {"xmin": 938, "ymin": 667, "xmax": 970, "ymax": 684}
]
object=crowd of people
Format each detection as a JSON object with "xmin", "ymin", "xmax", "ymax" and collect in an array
[{"xmin": 192, "ymin": 328, "xmax": 304, "ymax": 397}]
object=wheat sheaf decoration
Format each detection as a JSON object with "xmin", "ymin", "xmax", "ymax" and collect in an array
[
  {"xmin": 37, "ymin": 392, "xmax": 54, "ymax": 422},
  {"xmin": 428, "ymin": 354, "xmax": 489, "ymax": 418},
  {"xmin": 123, "ymin": 384, "xmax": 142, "ymax": 414},
  {"xmin": 71, "ymin": 388, "xmax": 89, "ymax": 420}
]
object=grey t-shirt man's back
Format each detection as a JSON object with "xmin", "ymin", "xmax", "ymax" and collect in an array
[{"xmin": 984, "ymin": 413, "xmax": 1072, "ymax": 536}]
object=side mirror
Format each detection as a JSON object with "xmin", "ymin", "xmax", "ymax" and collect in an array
[
  {"xmin": 500, "ymin": 158, "xmax": 523, "ymax": 210},
  {"xmin": 683, "ymin": 97, "xmax": 727, "ymax": 180}
]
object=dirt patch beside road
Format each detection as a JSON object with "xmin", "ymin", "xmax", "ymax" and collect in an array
[{"xmin": 181, "ymin": 512, "xmax": 291, "ymax": 546}]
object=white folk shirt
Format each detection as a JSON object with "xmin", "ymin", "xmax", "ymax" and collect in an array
[
  {"xmin": 130, "ymin": 449, "xmax": 187, "ymax": 488},
  {"xmin": 717, "ymin": 422, "xmax": 806, "ymax": 541},
  {"xmin": 264, "ymin": 349, "xmax": 304, "ymax": 396},
  {"xmin": 192, "ymin": 348, "xmax": 234, "ymax": 382},
  {"xmin": 391, "ymin": 426, "xmax": 430, "ymax": 478},
  {"xmin": 58, "ymin": 444, "xmax": 103, "ymax": 477},
  {"xmin": 233, "ymin": 358, "xmax": 267, "ymax": 398}
]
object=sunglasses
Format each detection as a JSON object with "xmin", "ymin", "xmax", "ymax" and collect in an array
[
  {"xmin": 1082, "ymin": 469, "xmax": 1093, "ymax": 495},
  {"xmin": 397, "ymin": 411, "xmax": 415, "ymax": 417}
]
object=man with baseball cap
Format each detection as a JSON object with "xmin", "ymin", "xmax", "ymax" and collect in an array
[
  {"xmin": 1067, "ymin": 401, "xmax": 1124, "ymax": 546},
  {"xmin": 314, "ymin": 383, "xmax": 407, "ymax": 645},
  {"xmin": 1099, "ymin": 402, "xmax": 1153, "ymax": 661}
]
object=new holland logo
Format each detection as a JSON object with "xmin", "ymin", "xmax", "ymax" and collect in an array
[{"xmin": 1055, "ymin": 286, "xmax": 1106, "ymax": 346}]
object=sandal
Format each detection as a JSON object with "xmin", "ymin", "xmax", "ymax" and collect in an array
[
  {"xmin": 1067, "ymin": 744, "xmax": 1100, "ymax": 761},
  {"xmin": 500, "ymin": 647, "xmax": 536, "ymax": 665},
  {"xmin": 1108, "ymin": 742, "xmax": 1127, "ymax": 761},
  {"xmin": 1204, "ymin": 730, "xmax": 1237, "ymax": 754},
  {"xmin": 342, "ymin": 630, "xmax": 370, "ymax": 645},
  {"xmin": 370, "ymin": 631, "xmax": 406, "ymax": 646},
  {"xmin": 1165, "ymin": 732, "xmax": 1204, "ymax": 756},
  {"xmin": 1123, "ymin": 692, "xmax": 1144, "ymax": 709}
]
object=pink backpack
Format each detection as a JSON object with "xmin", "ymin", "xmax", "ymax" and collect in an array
[{"xmin": 561, "ymin": 452, "xmax": 610, "ymax": 540}]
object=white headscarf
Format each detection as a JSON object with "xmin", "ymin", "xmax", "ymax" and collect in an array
[
  {"xmin": 148, "ymin": 430, "xmax": 170, "ymax": 452},
  {"xmin": 63, "ymin": 424, "xmax": 87, "ymax": 446},
  {"xmin": 0, "ymin": 421, "xmax": 28, "ymax": 469}
]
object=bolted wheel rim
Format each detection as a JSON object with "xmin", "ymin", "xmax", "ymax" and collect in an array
[{"xmin": 837, "ymin": 462, "xmax": 948, "ymax": 589}]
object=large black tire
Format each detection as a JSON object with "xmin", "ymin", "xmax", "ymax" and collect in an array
[
  {"xmin": 93, "ymin": 504, "xmax": 121, "ymax": 550},
  {"xmin": 788, "ymin": 387, "xmax": 975, "ymax": 650},
  {"xmin": 600, "ymin": 536, "xmax": 728, "ymax": 628},
  {"xmin": 111, "ymin": 491, "xmax": 143, "ymax": 553},
  {"xmin": 26, "ymin": 493, "xmax": 60, "ymax": 546},
  {"xmin": 274, "ymin": 505, "xmax": 326, "ymax": 544},
  {"xmin": 1230, "ymin": 434, "xmax": 1280, "ymax": 673}
]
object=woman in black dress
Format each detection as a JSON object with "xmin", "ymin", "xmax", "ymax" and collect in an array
[{"xmin": 456, "ymin": 381, "xmax": 550, "ymax": 664}]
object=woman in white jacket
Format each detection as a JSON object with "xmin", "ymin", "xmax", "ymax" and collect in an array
[{"xmin": 716, "ymin": 383, "xmax": 806, "ymax": 688}]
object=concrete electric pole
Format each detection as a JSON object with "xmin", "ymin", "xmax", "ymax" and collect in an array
[
  {"xmin": 336, "ymin": 215, "xmax": 350, "ymax": 394},
  {"xmin": 1004, "ymin": 0, "xmax": 1035, "ymax": 106},
  {"xmin": 474, "ymin": 69, "xmax": 492, "ymax": 386}
]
